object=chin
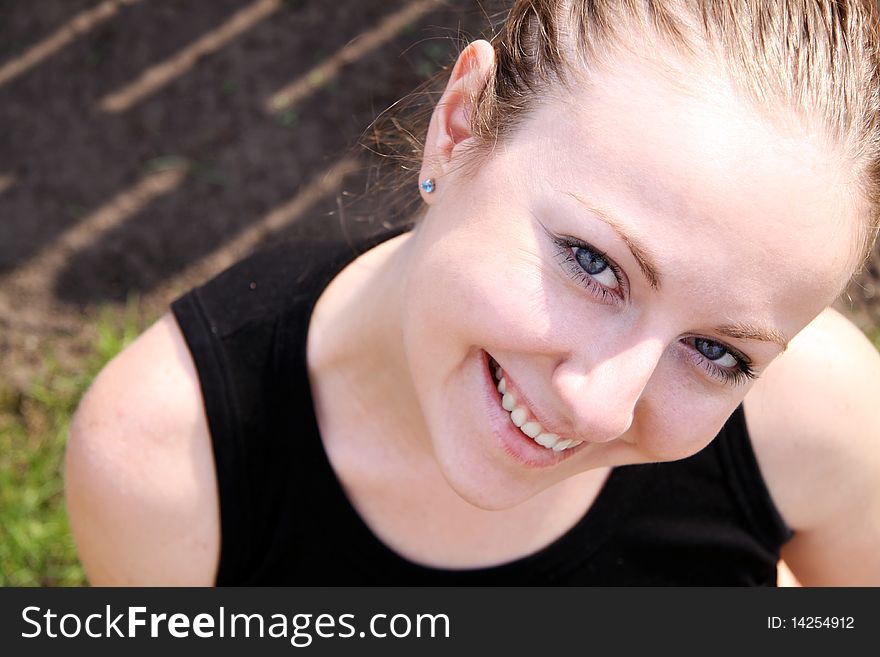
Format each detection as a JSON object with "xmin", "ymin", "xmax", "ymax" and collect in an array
[
  {"xmin": 449, "ymin": 481, "xmax": 540, "ymax": 512},
  {"xmin": 432, "ymin": 448, "xmax": 554, "ymax": 512}
]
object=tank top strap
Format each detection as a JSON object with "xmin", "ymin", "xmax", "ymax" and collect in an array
[{"xmin": 713, "ymin": 404, "xmax": 794, "ymax": 554}]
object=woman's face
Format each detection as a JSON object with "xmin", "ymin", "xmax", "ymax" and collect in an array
[{"xmin": 399, "ymin": 54, "xmax": 859, "ymax": 510}]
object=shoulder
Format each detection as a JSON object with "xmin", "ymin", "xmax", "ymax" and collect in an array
[
  {"xmin": 743, "ymin": 307, "xmax": 880, "ymax": 585},
  {"xmin": 65, "ymin": 313, "xmax": 219, "ymax": 585}
]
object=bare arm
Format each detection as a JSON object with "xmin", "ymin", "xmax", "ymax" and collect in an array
[
  {"xmin": 745, "ymin": 308, "xmax": 880, "ymax": 586},
  {"xmin": 65, "ymin": 313, "xmax": 220, "ymax": 585}
]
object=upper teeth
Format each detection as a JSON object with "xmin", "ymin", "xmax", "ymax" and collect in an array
[{"xmin": 493, "ymin": 364, "xmax": 581, "ymax": 453}]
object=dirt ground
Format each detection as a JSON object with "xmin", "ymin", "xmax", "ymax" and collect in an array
[
  {"xmin": 1, "ymin": 0, "xmax": 879, "ymax": 389},
  {"xmin": 0, "ymin": 0, "xmax": 498, "ymax": 387}
]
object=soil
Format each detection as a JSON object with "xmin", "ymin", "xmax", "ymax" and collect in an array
[
  {"xmin": 0, "ymin": 0, "xmax": 878, "ymax": 388},
  {"xmin": 0, "ymin": 0, "xmax": 495, "ymax": 386}
]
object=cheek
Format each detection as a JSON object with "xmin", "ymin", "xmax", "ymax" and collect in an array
[
  {"xmin": 636, "ymin": 388, "xmax": 742, "ymax": 462},
  {"xmin": 401, "ymin": 234, "xmax": 549, "ymax": 357}
]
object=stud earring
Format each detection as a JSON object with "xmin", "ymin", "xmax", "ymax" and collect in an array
[{"xmin": 419, "ymin": 178, "xmax": 435, "ymax": 194}]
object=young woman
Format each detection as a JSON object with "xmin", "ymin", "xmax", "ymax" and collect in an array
[{"xmin": 66, "ymin": 0, "xmax": 880, "ymax": 585}]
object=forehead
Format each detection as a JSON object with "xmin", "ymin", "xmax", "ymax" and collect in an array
[{"xmin": 507, "ymin": 54, "xmax": 858, "ymax": 324}]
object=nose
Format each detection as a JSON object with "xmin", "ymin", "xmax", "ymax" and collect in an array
[{"xmin": 552, "ymin": 336, "xmax": 665, "ymax": 443}]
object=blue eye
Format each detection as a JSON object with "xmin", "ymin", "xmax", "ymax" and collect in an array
[
  {"xmin": 685, "ymin": 337, "xmax": 756, "ymax": 386},
  {"xmin": 574, "ymin": 248, "xmax": 609, "ymax": 276},
  {"xmin": 571, "ymin": 246, "xmax": 620, "ymax": 290},
  {"xmin": 694, "ymin": 338, "xmax": 730, "ymax": 362},
  {"xmin": 552, "ymin": 236, "xmax": 624, "ymax": 301}
]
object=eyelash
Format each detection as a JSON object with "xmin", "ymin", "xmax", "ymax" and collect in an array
[
  {"xmin": 551, "ymin": 235, "xmax": 626, "ymax": 303},
  {"xmin": 550, "ymin": 235, "xmax": 757, "ymax": 387},
  {"xmin": 682, "ymin": 337, "xmax": 756, "ymax": 386}
]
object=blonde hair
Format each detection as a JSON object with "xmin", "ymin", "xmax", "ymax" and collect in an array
[{"xmin": 370, "ymin": 0, "xmax": 880, "ymax": 262}]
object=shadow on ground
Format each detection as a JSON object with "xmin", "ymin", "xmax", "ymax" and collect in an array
[{"xmin": 0, "ymin": 0, "xmax": 494, "ymax": 304}]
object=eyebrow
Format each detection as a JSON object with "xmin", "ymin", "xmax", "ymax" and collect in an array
[
  {"xmin": 566, "ymin": 192, "xmax": 662, "ymax": 290},
  {"xmin": 565, "ymin": 192, "xmax": 789, "ymax": 350},
  {"xmin": 715, "ymin": 323, "xmax": 790, "ymax": 350}
]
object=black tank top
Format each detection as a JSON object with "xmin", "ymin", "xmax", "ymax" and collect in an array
[{"xmin": 171, "ymin": 226, "xmax": 793, "ymax": 585}]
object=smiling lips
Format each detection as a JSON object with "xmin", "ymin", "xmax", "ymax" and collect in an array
[{"xmin": 488, "ymin": 356, "xmax": 583, "ymax": 453}]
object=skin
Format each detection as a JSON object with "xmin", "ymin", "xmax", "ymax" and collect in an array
[{"xmin": 65, "ymin": 39, "xmax": 880, "ymax": 584}]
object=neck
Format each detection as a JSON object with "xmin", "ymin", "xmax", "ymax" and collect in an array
[{"xmin": 307, "ymin": 225, "xmax": 434, "ymax": 458}]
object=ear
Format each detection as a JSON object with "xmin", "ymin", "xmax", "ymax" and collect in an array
[{"xmin": 419, "ymin": 40, "xmax": 495, "ymax": 198}]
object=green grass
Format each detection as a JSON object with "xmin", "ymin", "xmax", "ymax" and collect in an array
[{"xmin": 0, "ymin": 300, "xmax": 148, "ymax": 586}]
